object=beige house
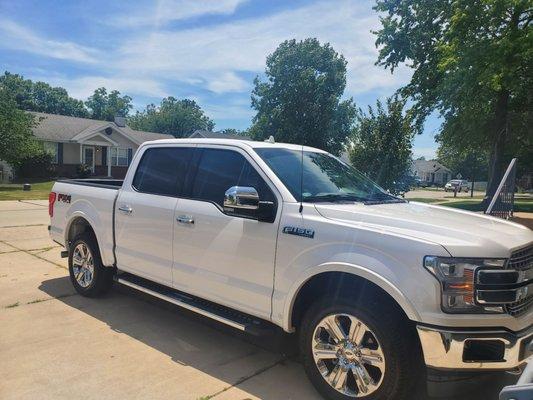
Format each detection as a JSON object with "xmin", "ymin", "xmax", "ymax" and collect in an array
[
  {"xmin": 28, "ymin": 112, "xmax": 173, "ymax": 179},
  {"xmin": 411, "ymin": 159, "xmax": 452, "ymax": 186}
]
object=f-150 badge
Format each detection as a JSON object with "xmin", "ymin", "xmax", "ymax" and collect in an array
[{"xmin": 282, "ymin": 226, "xmax": 315, "ymax": 239}]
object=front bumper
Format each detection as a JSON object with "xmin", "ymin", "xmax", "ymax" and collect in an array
[{"xmin": 417, "ymin": 324, "xmax": 533, "ymax": 370}]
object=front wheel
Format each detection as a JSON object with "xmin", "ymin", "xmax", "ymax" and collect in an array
[{"xmin": 299, "ymin": 297, "xmax": 423, "ymax": 400}]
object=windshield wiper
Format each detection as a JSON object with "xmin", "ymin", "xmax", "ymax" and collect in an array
[
  {"xmin": 364, "ymin": 192, "xmax": 406, "ymax": 204},
  {"xmin": 304, "ymin": 193, "xmax": 370, "ymax": 203}
]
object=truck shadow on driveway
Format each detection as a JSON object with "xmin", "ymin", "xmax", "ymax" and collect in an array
[{"xmin": 39, "ymin": 277, "xmax": 517, "ymax": 400}]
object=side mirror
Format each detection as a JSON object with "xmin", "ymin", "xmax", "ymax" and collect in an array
[
  {"xmin": 224, "ymin": 186, "xmax": 276, "ymax": 223},
  {"xmin": 224, "ymin": 186, "xmax": 259, "ymax": 210}
]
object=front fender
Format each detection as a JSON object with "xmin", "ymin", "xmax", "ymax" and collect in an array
[{"xmin": 281, "ymin": 262, "xmax": 421, "ymax": 332}]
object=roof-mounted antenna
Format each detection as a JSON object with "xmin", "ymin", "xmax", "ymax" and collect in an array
[{"xmin": 299, "ymin": 144, "xmax": 304, "ymax": 213}]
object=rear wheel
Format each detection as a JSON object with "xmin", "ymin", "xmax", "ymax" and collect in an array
[
  {"xmin": 69, "ymin": 233, "xmax": 114, "ymax": 297},
  {"xmin": 299, "ymin": 297, "xmax": 423, "ymax": 400}
]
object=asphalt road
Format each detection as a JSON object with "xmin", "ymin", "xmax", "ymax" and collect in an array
[{"xmin": 0, "ymin": 200, "xmax": 519, "ymax": 400}]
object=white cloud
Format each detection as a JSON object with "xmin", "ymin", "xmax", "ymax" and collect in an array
[
  {"xmin": 114, "ymin": 0, "xmax": 410, "ymax": 95},
  {"xmin": 202, "ymin": 98, "xmax": 254, "ymax": 121},
  {"xmin": 206, "ymin": 71, "xmax": 249, "ymax": 93},
  {"xmin": 0, "ymin": 19, "xmax": 98, "ymax": 63},
  {"xmin": 114, "ymin": 0, "xmax": 247, "ymax": 28},
  {"xmin": 38, "ymin": 75, "xmax": 168, "ymax": 99}
]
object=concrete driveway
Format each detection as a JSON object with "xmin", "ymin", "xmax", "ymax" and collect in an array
[{"xmin": 0, "ymin": 200, "xmax": 519, "ymax": 400}]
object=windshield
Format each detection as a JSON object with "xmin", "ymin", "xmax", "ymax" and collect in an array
[{"xmin": 255, "ymin": 148, "xmax": 402, "ymax": 203}]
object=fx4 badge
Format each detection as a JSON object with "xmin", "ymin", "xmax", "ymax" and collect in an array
[
  {"xmin": 57, "ymin": 193, "xmax": 72, "ymax": 203},
  {"xmin": 282, "ymin": 226, "xmax": 315, "ymax": 239}
]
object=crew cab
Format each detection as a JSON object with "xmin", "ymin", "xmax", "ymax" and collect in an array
[{"xmin": 49, "ymin": 138, "xmax": 532, "ymax": 400}]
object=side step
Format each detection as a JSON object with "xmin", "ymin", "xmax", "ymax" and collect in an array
[{"xmin": 115, "ymin": 272, "xmax": 273, "ymax": 335}]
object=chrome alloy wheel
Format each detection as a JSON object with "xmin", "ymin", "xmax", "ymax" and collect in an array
[
  {"xmin": 72, "ymin": 243, "xmax": 94, "ymax": 288},
  {"xmin": 312, "ymin": 314, "xmax": 386, "ymax": 397}
]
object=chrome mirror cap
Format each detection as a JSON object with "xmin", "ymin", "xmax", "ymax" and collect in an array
[{"xmin": 224, "ymin": 186, "xmax": 259, "ymax": 210}]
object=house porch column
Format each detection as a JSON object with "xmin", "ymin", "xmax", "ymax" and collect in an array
[{"xmin": 107, "ymin": 146, "xmax": 112, "ymax": 177}]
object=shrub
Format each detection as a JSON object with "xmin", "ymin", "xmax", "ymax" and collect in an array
[
  {"xmin": 76, "ymin": 164, "xmax": 92, "ymax": 178},
  {"xmin": 16, "ymin": 151, "xmax": 54, "ymax": 179}
]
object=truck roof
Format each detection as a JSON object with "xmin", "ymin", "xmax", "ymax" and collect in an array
[{"xmin": 141, "ymin": 137, "xmax": 328, "ymax": 153}]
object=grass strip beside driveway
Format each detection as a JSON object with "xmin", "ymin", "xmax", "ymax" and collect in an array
[{"xmin": 0, "ymin": 181, "xmax": 54, "ymax": 200}]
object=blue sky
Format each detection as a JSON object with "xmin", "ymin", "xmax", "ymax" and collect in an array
[{"xmin": 0, "ymin": 0, "xmax": 439, "ymax": 158}]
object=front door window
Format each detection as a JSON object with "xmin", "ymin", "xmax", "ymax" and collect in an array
[{"xmin": 83, "ymin": 146, "xmax": 95, "ymax": 172}]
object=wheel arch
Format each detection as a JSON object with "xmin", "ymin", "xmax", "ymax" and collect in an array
[
  {"xmin": 64, "ymin": 213, "xmax": 110, "ymax": 266},
  {"xmin": 284, "ymin": 262, "xmax": 420, "ymax": 332}
]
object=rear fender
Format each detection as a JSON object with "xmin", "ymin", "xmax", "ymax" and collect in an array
[{"xmin": 64, "ymin": 201, "xmax": 112, "ymax": 266}]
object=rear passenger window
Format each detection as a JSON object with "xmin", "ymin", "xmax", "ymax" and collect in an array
[
  {"xmin": 132, "ymin": 147, "xmax": 192, "ymax": 196},
  {"xmin": 191, "ymin": 148, "xmax": 275, "ymax": 207}
]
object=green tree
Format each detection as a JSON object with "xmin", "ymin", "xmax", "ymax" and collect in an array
[
  {"xmin": 436, "ymin": 142, "xmax": 489, "ymax": 184},
  {"xmin": 250, "ymin": 38, "xmax": 357, "ymax": 155},
  {"xmin": 0, "ymin": 87, "xmax": 41, "ymax": 167},
  {"xmin": 128, "ymin": 97, "xmax": 214, "ymax": 137},
  {"xmin": 373, "ymin": 0, "xmax": 532, "ymax": 200},
  {"xmin": 349, "ymin": 97, "xmax": 415, "ymax": 193},
  {"xmin": 0, "ymin": 72, "xmax": 88, "ymax": 117},
  {"xmin": 85, "ymin": 87, "xmax": 132, "ymax": 121}
]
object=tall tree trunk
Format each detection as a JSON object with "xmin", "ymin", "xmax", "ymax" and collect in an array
[{"xmin": 483, "ymin": 90, "xmax": 509, "ymax": 204}]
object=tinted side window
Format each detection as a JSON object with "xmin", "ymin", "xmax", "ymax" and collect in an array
[
  {"xmin": 132, "ymin": 147, "xmax": 192, "ymax": 196},
  {"xmin": 191, "ymin": 148, "xmax": 274, "ymax": 207}
]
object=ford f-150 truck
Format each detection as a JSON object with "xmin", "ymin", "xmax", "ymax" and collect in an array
[{"xmin": 49, "ymin": 138, "xmax": 532, "ymax": 400}]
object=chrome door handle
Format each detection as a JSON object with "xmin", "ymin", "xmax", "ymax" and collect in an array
[
  {"xmin": 118, "ymin": 205, "xmax": 133, "ymax": 214},
  {"xmin": 177, "ymin": 215, "xmax": 194, "ymax": 224}
]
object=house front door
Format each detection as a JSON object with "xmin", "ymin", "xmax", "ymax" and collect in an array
[{"xmin": 83, "ymin": 146, "xmax": 95, "ymax": 173}]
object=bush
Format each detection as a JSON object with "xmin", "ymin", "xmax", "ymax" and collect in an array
[
  {"xmin": 76, "ymin": 164, "xmax": 92, "ymax": 178},
  {"xmin": 16, "ymin": 152, "xmax": 54, "ymax": 179}
]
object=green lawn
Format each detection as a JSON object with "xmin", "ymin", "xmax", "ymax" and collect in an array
[
  {"xmin": 410, "ymin": 197, "xmax": 533, "ymax": 213},
  {"xmin": 405, "ymin": 198, "xmax": 442, "ymax": 204},
  {"xmin": 441, "ymin": 198, "xmax": 533, "ymax": 213},
  {"xmin": 0, "ymin": 180, "xmax": 54, "ymax": 200}
]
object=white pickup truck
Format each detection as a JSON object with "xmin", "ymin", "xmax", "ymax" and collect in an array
[{"xmin": 49, "ymin": 138, "xmax": 532, "ymax": 400}]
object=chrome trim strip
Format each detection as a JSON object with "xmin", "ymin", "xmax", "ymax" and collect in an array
[
  {"xmin": 417, "ymin": 324, "xmax": 533, "ymax": 370},
  {"xmin": 117, "ymin": 277, "xmax": 247, "ymax": 331}
]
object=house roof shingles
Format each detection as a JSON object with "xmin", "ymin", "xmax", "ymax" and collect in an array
[
  {"xmin": 29, "ymin": 112, "xmax": 174, "ymax": 143},
  {"xmin": 412, "ymin": 159, "xmax": 451, "ymax": 173}
]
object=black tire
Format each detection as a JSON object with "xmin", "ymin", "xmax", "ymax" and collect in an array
[
  {"xmin": 68, "ymin": 232, "xmax": 114, "ymax": 297},
  {"xmin": 299, "ymin": 296, "xmax": 424, "ymax": 400}
]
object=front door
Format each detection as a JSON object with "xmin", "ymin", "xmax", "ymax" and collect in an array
[
  {"xmin": 114, "ymin": 146, "xmax": 193, "ymax": 285},
  {"xmin": 83, "ymin": 146, "xmax": 95, "ymax": 173},
  {"xmin": 172, "ymin": 146, "xmax": 280, "ymax": 320}
]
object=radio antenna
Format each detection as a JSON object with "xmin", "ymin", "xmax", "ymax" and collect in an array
[{"xmin": 299, "ymin": 143, "xmax": 304, "ymax": 213}]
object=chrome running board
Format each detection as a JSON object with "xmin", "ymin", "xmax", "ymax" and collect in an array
[{"xmin": 116, "ymin": 273, "xmax": 271, "ymax": 334}]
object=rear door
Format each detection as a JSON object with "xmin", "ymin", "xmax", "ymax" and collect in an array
[
  {"xmin": 115, "ymin": 145, "xmax": 193, "ymax": 285},
  {"xmin": 172, "ymin": 145, "xmax": 281, "ymax": 319}
]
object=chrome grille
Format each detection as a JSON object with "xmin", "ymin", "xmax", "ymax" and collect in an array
[
  {"xmin": 504, "ymin": 244, "xmax": 532, "ymax": 317},
  {"xmin": 505, "ymin": 295, "xmax": 533, "ymax": 317},
  {"xmin": 507, "ymin": 244, "xmax": 533, "ymax": 271}
]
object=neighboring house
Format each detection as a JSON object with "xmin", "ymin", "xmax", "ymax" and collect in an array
[
  {"xmin": 411, "ymin": 159, "xmax": 452, "ymax": 186},
  {"xmin": 189, "ymin": 130, "xmax": 252, "ymax": 140},
  {"xmin": 27, "ymin": 112, "xmax": 173, "ymax": 179}
]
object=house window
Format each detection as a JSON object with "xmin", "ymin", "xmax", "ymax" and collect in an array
[
  {"xmin": 110, "ymin": 148, "xmax": 129, "ymax": 166},
  {"xmin": 43, "ymin": 142, "xmax": 58, "ymax": 164}
]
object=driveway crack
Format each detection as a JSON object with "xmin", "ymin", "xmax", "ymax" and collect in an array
[{"xmin": 200, "ymin": 357, "xmax": 287, "ymax": 399}]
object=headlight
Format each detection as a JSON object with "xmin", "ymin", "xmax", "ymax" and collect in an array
[{"xmin": 424, "ymin": 256, "xmax": 506, "ymax": 313}]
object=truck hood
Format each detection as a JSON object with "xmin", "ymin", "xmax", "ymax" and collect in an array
[{"xmin": 314, "ymin": 201, "xmax": 533, "ymax": 258}]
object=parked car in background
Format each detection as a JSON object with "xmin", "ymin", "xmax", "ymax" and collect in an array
[{"xmin": 444, "ymin": 179, "xmax": 470, "ymax": 192}]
